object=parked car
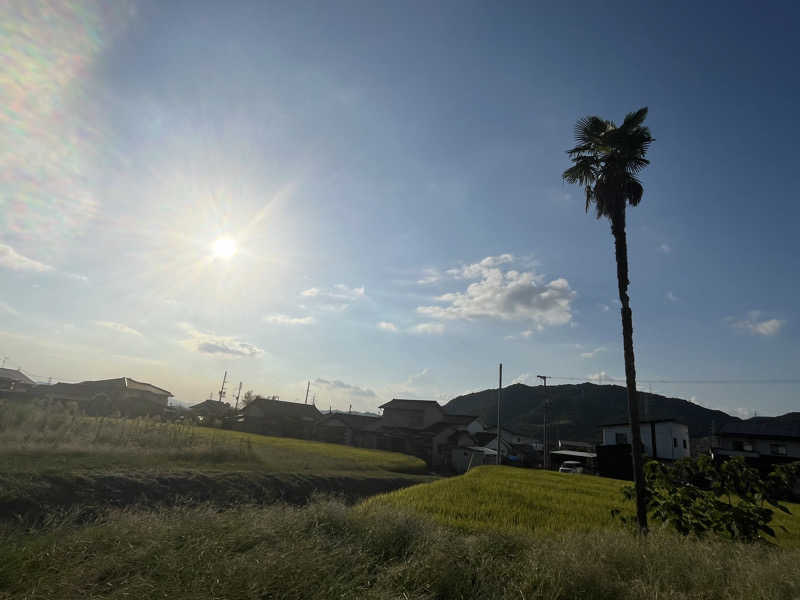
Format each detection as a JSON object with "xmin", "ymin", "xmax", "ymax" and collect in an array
[{"xmin": 558, "ymin": 460, "xmax": 584, "ymax": 474}]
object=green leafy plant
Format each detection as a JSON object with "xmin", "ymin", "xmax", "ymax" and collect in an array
[{"xmin": 614, "ymin": 456, "xmax": 800, "ymax": 542}]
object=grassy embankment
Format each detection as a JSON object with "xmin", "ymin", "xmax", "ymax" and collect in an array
[
  {"xmin": 364, "ymin": 466, "xmax": 800, "ymax": 548},
  {"xmin": 3, "ymin": 497, "xmax": 800, "ymax": 599},
  {"xmin": 0, "ymin": 400, "xmax": 428, "ymax": 519}
]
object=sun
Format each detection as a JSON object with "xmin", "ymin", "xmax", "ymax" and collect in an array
[{"xmin": 212, "ymin": 237, "xmax": 237, "ymax": 259}]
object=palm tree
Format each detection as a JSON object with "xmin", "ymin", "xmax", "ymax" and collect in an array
[{"xmin": 562, "ymin": 107, "xmax": 654, "ymax": 532}]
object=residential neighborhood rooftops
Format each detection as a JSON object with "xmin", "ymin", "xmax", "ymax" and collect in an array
[
  {"xmin": 243, "ymin": 396, "xmax": 322, "ymax": 419},
  {"xmin": 49, "ymin": 377, "xmax": 173, "ymax": 397},
  {"xmin": 318, "ymin": 412, "xmax": 381, "ymax": 430},
  {"xmin": 189, "ymin": 399, "xmax": 232, "ymax": 416},
  {"xmin": 719, "ymin": 414, "xmax": 800, "ymax": 440},
  {"xmin": 0, "ymin": 368, "xmax": 35, "ymax": 385},
  {"xmin": 379, "ymin": 398, "xmax": 443, "ymax": 410}
]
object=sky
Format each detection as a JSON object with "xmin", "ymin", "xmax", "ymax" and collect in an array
[{"xmin": 1, "ymin": 0, "xmax": 799, "ymax": 417}]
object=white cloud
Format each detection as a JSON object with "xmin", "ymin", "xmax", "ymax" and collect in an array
[
  {"xmin": 300, "ymin": 284, "xmax": 366, "ymax": 311},
  {"xmin": 417, "ymin": 254, "xmax": 575, "ymax": 327},
  {"xmin": 588, "ymin": 371, "xmax": 612, "ymax": 383},
  {"xmin": 512, "ymin": 373, "xmax": 535, "ymax": 385},
  {"xmin": 94, "ymin": 320, "xmax": 143, "ymax": 337},
  {"xmin": 729, "ymin": 311, "xmax": 785, "ymax": 337},
  {"xmin": 505, "ymin": 329, "xmax": 534, "ymax": 341},
  {"xmin": 417, "ymin": 268, "xmax": 442, "ymax": 285},
  {"xmin": 180, "ymin": 324, "xmax": 264, "ymax": 357},
  {"xmin": 600, "ymin": 304, "xmax": 610, "ymax": 312},
  {"xmin": 0, "ymin": 244, "xmax": 53, "ymax": 272},
  {"xmin": 659, "ymin": 243, "xmax": 672, "ymax": 254},
  {"xmin": 411, "ymin": 322, "xmax": 445, "ymax": 335},
  {"xmin": 313, "ymin": 378, "xmax": 378, "ymax": 399},
  {"xmin": 377, "ymin": 321, "xmax": 398, "ymax": 332},
  {"xmin": 580, "ymin": 346, "xmax": 607, "ymax": 359},
  {"xmin": 264, "ymin": 314, "xmax": 315, "ymax": 326},
  {"xmin": 666, "ymin": 291, "xmax": 679, "ymax": 303}
]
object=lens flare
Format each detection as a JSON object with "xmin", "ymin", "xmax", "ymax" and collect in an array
[{"xmin": 212, "ymin": 237, "xmax": 237, "ymax": 259}]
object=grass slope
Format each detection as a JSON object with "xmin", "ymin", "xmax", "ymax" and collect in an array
[
  {"xmin": 365, "ymin": 466, "xmax": 800, "ymax": 547},
  {"xmin": 3, "ymin": 499, "xmax": 800, "ymax": 600},
  {"xmin": 0, "ymin": 402, "xmax": 428, "ymax": 520}
]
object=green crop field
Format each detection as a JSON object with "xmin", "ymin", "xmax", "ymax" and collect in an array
[
  {"xmin": 0, "ymin": 401, "xmax": 425, "ymax": 475},
  {"xmin": 0, "ymin": 401, "xmax": 428, "ymax": 521},
  {"xmin": 363, "ymin": 465, "xmax": 800, "ymax": 548}
]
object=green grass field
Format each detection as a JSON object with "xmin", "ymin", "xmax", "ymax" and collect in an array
[
  {"xmin": 0, "ymin": 401, "xmax": 425, "ymax": 475},
  {"xmin": 0, "ymin": 401, "xmax": 428, "ymax": 521},
  {"xmin": 364, "ymin": 465, "xmax": 800, "ymax": 548}
]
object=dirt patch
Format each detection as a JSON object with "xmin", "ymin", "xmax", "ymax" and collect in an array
[{"xmin": 0, "ymin": 471, "xmax": 428, "ymax": 525}]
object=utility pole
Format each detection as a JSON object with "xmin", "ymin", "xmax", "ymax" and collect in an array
[
  {"xmin": 218, "ymin": 371, "xmax": 228, "ymax": 403},
  {"xmin": 233, "ymin": 381, "xmax": 242, "ymax": 411},
  {"xmin": 304, "ymin": 380, "xmax": 310, "ymax": 405},
  {"xmin": 537, "ymin": 375, "xmax": 550, "ymax": 469},
  {"xmin": 497, "ymin": 363, "xmax": 503, "ymax": 466}
]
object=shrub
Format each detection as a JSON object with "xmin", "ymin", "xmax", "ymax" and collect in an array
[{"xmin": 617, "ymin": 456, "xmax": 800, "ymax": 542}]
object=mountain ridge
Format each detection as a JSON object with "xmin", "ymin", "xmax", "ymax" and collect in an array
[{"xmin": 444, "ymin": 382, "xmax": 740, "ymax": 442}]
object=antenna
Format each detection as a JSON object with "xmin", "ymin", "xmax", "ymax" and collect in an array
[
  {"xmin": 312, "ymin": 392, "xmax": 316, "ymax": 406},
  {"xmin": 1, "ymin": 356, "xmax": 7, "ymax": 368},
  {"xmin": 234, "ymin": 381, "xmax": 242, "ymax": 410},
  {"xmin": 304, "ymin": 380, "xmax": 310, "ymax": 405},
  {"xmin": 218, "ymin": 371, "xmax": 228, "ymax": 403}
]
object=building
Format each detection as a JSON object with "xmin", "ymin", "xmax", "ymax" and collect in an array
[
  {"xmin": 0, "ymin": 368, "xmax": 36, "ymax": 394},
  {"xmin": 189, "ymin": 399, "xmax": 233, "ymax": 424},
  {"xmin": 712, "ymin": 413, "xmax": 800, "ymax": 468},
  {"xmin": 597, "ymin": 418, "xmax": 690, "ymax": 480},
  {"xmin": 602, "ymin": 418, "xmax": 690, "ymax": 460},
  {"xmin": 44, "ymin": 377, "xmax": 172, "ymax": 416},
  {"xmin": 235, "ymin": 396, "xmax": 321, "ymax": 439},
  {"xmin": 373, "ymin": 399, "xmax": 483, "ymax": 470},
  {"xmin": 314, "ymin": 412, "xmax": 381, "ymax": 446}
]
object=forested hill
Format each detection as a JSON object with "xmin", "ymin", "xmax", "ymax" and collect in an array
[{"xmin": 445, "ymin": 382, "xmax": 738, "ymax": 442}]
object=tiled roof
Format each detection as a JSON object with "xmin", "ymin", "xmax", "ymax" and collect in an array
[
  {"xmin": 0, "ymin": 368, "xmax": 35, "ymax": 385},
  {"xmin": 719, "ymin": 414, "xmax": 800, "ymax": 439}
]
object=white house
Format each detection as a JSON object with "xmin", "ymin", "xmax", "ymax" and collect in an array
[{"xmin": 602, "ymin": 418, "xmax": 690, "ymax": 460}]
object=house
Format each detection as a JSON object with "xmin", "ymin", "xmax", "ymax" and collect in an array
[
  {"xmin": 235, "ymin": 396, "xmax": 321, "ymax": 439},
  {"xmin": 484, "ymin": 426, "xmax": 539, "ymax": 448},
  {"xmin": 597, "ymin": 418, "xmax": 690, "ymax": 480},
  {"xmin": 601, "ymin": 418, "xmax": 690, "ymax": 460},
  {"xmin": 374, "ymin": 399, "xmax": 483, "ymax": 470},
  {"xmin": 712, "ymin": 413, "xmax": 800, "ymax": 466},
  {"xmin": 44, "ymin": 377, "xmax": 172, "ymax": 416},
  {"xmin": 314, "ymin": 412, "xmax": 381, "ymax": 447},
  {"xmin": 189, "ymin": 399, "xmax": 233, "ymax": 424},
  {"xmin": 0, "ymin": 368, "xmax": 35, "ymax": 394}
]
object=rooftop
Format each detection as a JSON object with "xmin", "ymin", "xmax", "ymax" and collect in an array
[{"xmin": 0, "ymin": 368, "xmax": 35, "ymax": 385}]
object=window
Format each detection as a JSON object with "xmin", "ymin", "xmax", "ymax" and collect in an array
[
  {"xmin": 733, "ymin": 440, "xmax": 753, "ymax": 452},
  {"xmin": 673, "ymin": 437, "xmax": 677, "ymax": 448},
  {"xmin": 770, "ymin": 444, "xmax": 787, "ymax": 456},
  {"xmin": 615, "ymin": 432, "xmax": 627, "ymax": 444},
  {"xmin": 682, "ymin": 439, "xmax": 687, "ymax": 449}
]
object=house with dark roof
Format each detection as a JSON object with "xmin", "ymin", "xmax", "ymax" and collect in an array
[
  {"xmin": 189, "ymin": 399, "xmax": 233, "ymax": 423},
  {"xmin": 0, "ymin": 368, "xmax": 35, "ymax": 393},
  {"xmin": 43, "ymin": 377, "xmax": 172, "ymax": 417},
  {"xmin": 373, "ymin": 399, "xmax": 483, "ymax": 470},
  {"xmin": 235, "ymin": 396, "xmax": 321, "ymax": 439},
  {"xmin": 314, "ymin": 412, "xmax": 381, "ymax": 446},
  {"xmin": 597, "ymin": 417, "xmax": 690, "ymax": 480},
  {"xmin": 713, "ymin": 413, "xmax": 800, "ymax": 465}
]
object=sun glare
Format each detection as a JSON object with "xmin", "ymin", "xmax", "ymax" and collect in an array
[{"xmin": 212, "ymin": 237, "xmax": 237, "ymax": 259}]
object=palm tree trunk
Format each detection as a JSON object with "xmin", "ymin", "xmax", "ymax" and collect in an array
[{"xmin": 611, "ymin": 207, "xmax": 648, "ymax": 533}]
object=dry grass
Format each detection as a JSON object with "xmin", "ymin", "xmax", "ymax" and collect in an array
[
  {"xmin": 0, "ymin": 399, "xmax": 425, "ymax": 475},
  {"xmin": 364, "ymin": 465, "xmax": 800, "ymax": 548},
  {"xmin": 2, "ymin": 498, "xmax": 800, "ymax": 599}
]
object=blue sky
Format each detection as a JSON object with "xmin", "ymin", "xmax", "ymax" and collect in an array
[{"xmin": 2, "ymin": 0, "xmax": 798, "ymax": 416}]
